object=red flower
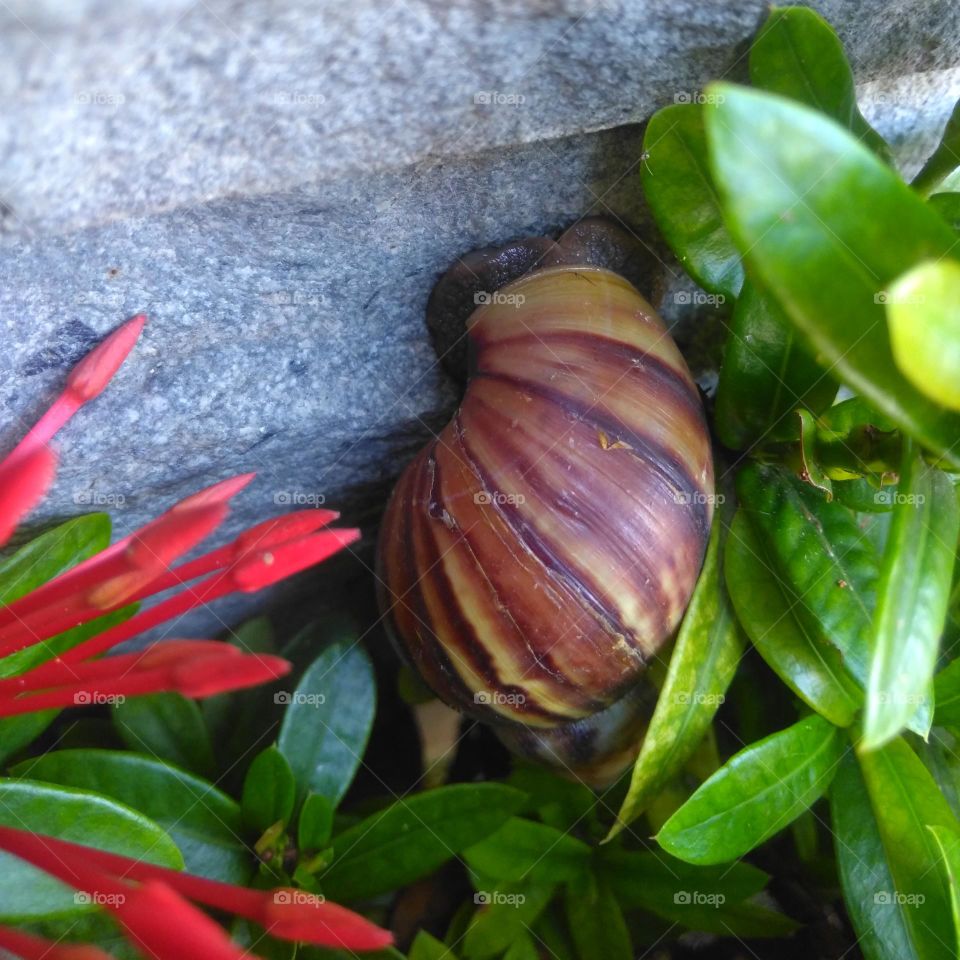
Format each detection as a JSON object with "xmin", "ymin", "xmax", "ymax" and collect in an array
[
  {"xmin": 0, "ymin": 315, "xmax": 359, "ymax": 710},
  {"xmin": 0, "ymin": 827, "xmax": 393, "ymax": 955},
  {"xmin": 0, "ymin": 317, "xmax": 392, "ymax": 956}
]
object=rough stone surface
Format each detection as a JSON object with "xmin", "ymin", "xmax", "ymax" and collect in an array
[{"xmin": 1, "ymin": 0, "xmax": 958, "ymax": 637}]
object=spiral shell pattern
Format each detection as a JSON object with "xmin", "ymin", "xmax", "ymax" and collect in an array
[{"xmin": 377, "ymin": 266, "xmax": 713, "ymax": 730}]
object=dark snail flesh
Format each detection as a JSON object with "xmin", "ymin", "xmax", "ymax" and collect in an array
[{"xmin": 377, "ymin": 220, "xmax": 714, "ymax": 784}]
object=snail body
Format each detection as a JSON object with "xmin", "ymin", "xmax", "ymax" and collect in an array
[{"xmin": 377, "ymin": 256, "xmax": 713, "ymax": 781}]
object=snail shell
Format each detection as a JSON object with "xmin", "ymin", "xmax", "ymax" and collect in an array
[{"xmin": 377, "ymin": 264, "xmax": 713, "ymax": 777}]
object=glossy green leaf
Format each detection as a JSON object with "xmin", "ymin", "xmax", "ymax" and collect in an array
[
  {"xmin": 113, "ymin": 692, "xmax": 215, "ymax": 776},
  {"xmin": 913, "ymin": 97, "xmax": 960, "ymax": 196},
  {"xmin": 928, "ymin": 825, "xmax": 960, "ymax": 956},
  {"xmin": 0, "ymin": 778, "xmax": 182, "ymax": 921},
  {"xmin": 715, "ymin": 278, "xmax": 836, "ymax": 448},
  {"xmin": 277, "ymin": 638, "xmax": 375, "ymax": 807},
  {"xmin": 0, "ymin": 514, "xmax": 126, "ymax": 680},
  {"xmin": 915, "ymin": 727, "xmax": 960, "ymax": 822},
  {"xmin": 726, "ymin": 507, "xmax": 861, "ymax": 727},
  {"xmin": 464, "ymin": 817, "xmax": 590, "ymax": 886},
  {"xmin": 864, "ymin": 445, "xmax": 959, "ymax": 749},
  {"xmin": 831, "ymin": 751, "xmax": 919, "ymax": 960},
  {"xmin": 298, "ymin": 793, "xmax": 334, "ymax": 853},
  {"xmin": 855, "ymin": 737, "xmax": 959, "ymax": 959},
  {"xmin": 11, "ymin": 749, "xmax": 249, "ymax": 883},
  {"xmin": 600, "ymin": 848, "xmax": 795, "ymax": 937},
  {"xmin": 749, "ymin": 5, "xmax": 890, "ymax": 161},
  {"xmin": 609, "ymin": 519, "xmax": 744, "ymax": 837},
  {"xmin": 886, "ymin": 260, "xmax": 960, "ymax": 411},
  {"xmin": 736, "ymin": 463, "xmax": 878, "ymax": 686},
  {"xmin": 320, "ymin": 784, "xmax": 525, "ymax": 902},
  {"xmin": 705, "ymin": 84, "xmax": 960, "ymax": 468},
  {"xmin": 657, "ymin": 715, "xmax": 843, "ymax": 865},
  {"xmin": 0, "ymin": 514, "xmax": 110, "ymax": 606},
  {"xmin": 0, "ymin": 710, "xmax": 59, "ymax": 766},
  {"xmin": 565, "ymin": 873, "xmax": 631, "ymax": 960},
  {"xmin": 463, "ymin": 880, "xmax": 555, "ymax": 960},
  {"xmin": 241, "ymin": 746, "xmax": 297, "ymax": 835},
  {"xmin": 928, "ymin": 192, "xmax": 960, "ymax": 233},
  {"xmin": 641, "ymin": 104, "xmax": 743, "ymax": 299}
]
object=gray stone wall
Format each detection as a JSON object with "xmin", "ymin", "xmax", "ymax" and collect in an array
[{"xmin": 2, "ymin": 0, "xmax": 957, "ymax": 637}]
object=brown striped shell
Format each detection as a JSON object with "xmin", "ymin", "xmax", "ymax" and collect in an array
[{"xmin": 377, "ymin": 265, "xmax": 713, "ymax": 764}]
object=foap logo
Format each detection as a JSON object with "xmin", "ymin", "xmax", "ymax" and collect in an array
[
  {"xmin": 474, "ymin": 490, "xmax": 525, "ymax": 506},
  {"xmin": 875, "ymin": 890, "xmax": 925, "ymax": 906},
  {"xmin": 274, "ymin": 491, "xmax": 327, "ymax": 507},
  {"xmin": 673, "ymin": 90, "xmax": 725, "ymax": 105},
  {"xmin": 673, "ymin": 890, "xmax": 726, "ymax": 907},
  {"xmin": 75, "ymin": 891, "xmax": 126, "ymax": 907},
  {"xmin": 874, "ymin": 290, "xmax": 925, "ymax": 305},
  {"xmin": 473, "ymin": 91, "xmax": 526, "ymax": 106},
  {"xmin": 873, "ymin": 490, "xmax": 925, "ymax": 507},
  {"xmin": 274, "ymin": 691, "xmax": 327, "ymax": 706},
  {"xmin": 674, "ymin": 491, "xmax": 724, "ymax": 506},
  {"xmin": 474, "ymin": 690, "xmax": 526, "ymax": 707},
  {"xmin": 76, "ymin": 91, "xmax": 126, "ymax": 107},
  {"xmin": 274, "ymin": 890, "xmax": 326, "ymax": 905},
  {"xmin": 674, "ymin": 290, "xmax": 726, "ymax": 306},
  {"xmin": 674, "ymin": 691, "xmax": 725, "ymax": 706},
  {"xmin": 474, "ymin": 891, "xmax": 526, "ymax": 907},
  {"xmin": 73, "ymin": 489, "xmax": 127, "ymax": 507},
  {"xmin": 74, "ymin": 691, "xmax": 125, "ymax": 706},
  {"xmin": 473, "ymin": 290, "xmax": 526, "ymax": 307}
]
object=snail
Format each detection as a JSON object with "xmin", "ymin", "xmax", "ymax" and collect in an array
[{"xmin": 376, "ymin": 219, "xmax": 714, "ymax": 784}]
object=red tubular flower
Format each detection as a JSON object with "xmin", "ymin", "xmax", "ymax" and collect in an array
[
  {"xmin": 0, "ymin": 827, "xmax": 393, "ymax": 954},
  {"xmin": 0, "ymin": 319, "xmax": 383, "ymax": 956}
]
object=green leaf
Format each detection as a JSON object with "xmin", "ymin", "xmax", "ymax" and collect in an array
[
  {"xmin": 503, "ymin": 933, "xmax": 539, "ymax": 960},
  {"xmin": 915, "ymin": 727, "xmax": 960, "ymax": 822},
  {"xmin": 464, "ymin": 817, "xmax": 590, "ymax": 887},
  {"xmin": 736, "ymin": 462, "xmax": 878, "ymax": 686},
  {"xmin": 113, "ymin": 692, "xmax": 215, "ymax": 776},
  {"xmin": 748, "ymin": 5, "xmax": 890, "ymax": 161},
  {"xmin": 0, "ymin": 778, "xmax": 182, "ymax": 921},
  {"xmin": 564, "ymin": 873, "xmax": 631, "ymax": 960},
  {"xmin": 928, "ymin": 825, "xmax": 960, "ymax": 956},
  {"xmin": 657, "ymin": 715, "xmax": 843, "ymax": 865},
  {"xmin": 886, "ymin": 260, "xmax": 960, "ymax": 411},
  {"xmin": 0, "ymin": 710, "xmax": 59, "ymax": 766},
  {"xmin": 241, "ymin": 746, "xmax": 297, "ymax": 835},
  {"xmin": 831, "ymin": 751, "xmax": 920, "ymax": 960},
  {"xmin": 0, "ymin": 514, "xmax": 110, "ymax": 606},
  {"xmin": 935, "ymin": 659, "xmax": 960, "ymax": 727},
  {"xmin": 715, "ymin": 286, "xmax": 840, "ymax": 452},
  {"xmin": 855, "ymin": 737, "xmax": 959, "ymax": 959},
  {"xmin": 463, "ymin": 881, "xmax": 555, "ymax": 960},
  {"xmin": 320, "ymin": 784, "xmax": 525, "ymax": 902},
  {"xmin": 410, "ymin": 930, "xmax": 459, "ymax": 960},
  {"xmin": 913, "ymin": 98, "xmax": 960, "ymax": 196},
  {"xmin": 0, "ymin": 514, "xmax": 125, "ymax": 680},
  {"xmin": 725, "ymin": 507, "xmax": 862, "ymax": 726},
  {"xmin": 864, "ymin": 445, "xmax": 959, "ymax": 749},
  {"xmin": 928, "ymin": 192, "xmax": 960, "ymax": 233},
  {"xmin": 600, "ymin": 849, "xmax": 795, "ymax": 937},
  {"xmin": 609, "ymin": 519, "xmax": 744, "ymax": 837},
  {"xmin": 641, "ymin": 104, "xmax": 743, "ymax": 299},
  {"xmin": 298, "ymin": 793, "xmax": 334, "ymax": 853},
  {"xmin": 11, "ymin": 749, "xmax": 249, "ymax": 883},
  {"xmin": 704, "ymin": 84, "xmax": 960, "ymax": 468},
  {"xmin": 277, "ymin": 638, "xmax": 375, "ymax": 807}
]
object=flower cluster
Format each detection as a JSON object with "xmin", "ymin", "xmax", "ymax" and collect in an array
[{"xmin": 0, "ymin": 316, "xmax": 392, "ymax": 956}]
